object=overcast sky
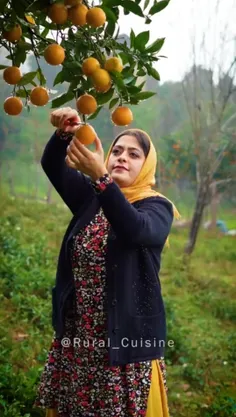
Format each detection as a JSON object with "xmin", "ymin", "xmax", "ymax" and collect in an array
[
  {"xmin": 2, "ymin": 0, "xmax": 235, "ymax": 84},
  {"xmin": 118, "ymin": 0, "xmax": 236, "ymax": 83}
]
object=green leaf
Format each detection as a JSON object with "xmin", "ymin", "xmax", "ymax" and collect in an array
[
  {"xmin": 17, "ymin": 71, "xmax": 38, "ymax": 86},
  {"xmin": 109, "ymin": 97, "xmax": 119, "ymax": 109},
  {"xmin": 111, "ymin": 73, "xmax": 126, "ymax": 92},
  {"xmin": 146, "ymin": 38, "xmax": 165, "ymax": 54},
  {"xmin": 17, "ymin": 41, "xmax": 33, "ymax": 51},
  {"xmin": 126, "ymin": 85, "xmax": 142, "ymax": 94},
  {"xmin": 16, "ymin": 89, "xmax": 30, "ymax": 98},
  {"xmin": 118, "ymin": 52, "xmax": 129, "ymax": 65},
  {"xmin": 149, "ymin": 0, "xmax": 170, "ymax": 15},
  {"xmin": 0, "ymin": 64, "xmax": 8, "ymax": 70},
  {"xmin": 101, "ymin": 6, "xmax": 118, "ymax": 22},
  {"xmin": 145, "ymin": 16, "xmax": 152, "ymax": 24},
  {"xmin": 122, "ymin": 0, "xmax": 143, "ymax": 16},
  {"xmin": 40, "ymin": 27, "xmax": 49, "ymax": 38},
  {"xmin": 87, "ymin": 106, "xmax": 103, "ymax": 120},
  {"xmin": 37, "ymin": 68, "xmax": 46, "ymax": 86},
  {"xmin": 135, "ymin": 91, "xmax": 156, "ymax": 100},
  {"xmin": 53, "ymin": 70, "xmax": 65, "ymax": 86},
  {"xmin": 143, "ymin": 0, "xmax": 150, "ymax": 10},
  {"xmin": 130, "ymin": 29, "xmax": 135, "ymax": 48},
  {"xmin": 26, "ymin": 0, "xmax": 48, "ymax": 12},
  {"xmin": 124, "ymin": 76, "xmax": 136, "ymax": 85},
  {"xmin": 96, "ymin": 88, "xmax": 114, "ymax": 105},
  {"xmin": 105, "ymin": 20, "xmax": 116, "ymax": 37},
  {"xmin": 63, "ymin": 61, "xmax": 81, "ymax": 70},
  {"xmin": 102, "ymin": 0, "xmax": 121, "ymax": 6},
  {"xmin": 146, "ymin": 64, "xmax": 160, "ymax": 80},
  {"xmin": 51, "ymin": 91, "xmax": 75, "ymax": 109},
  {"xmin": 0, "ymin": 0, "xmax": 8, "ymax": 13},
  {"xmin": 133, "ymin": 31, "xmax": 149, "ymax": 51},
  {"xmin": 14, "ymin": 46, "xmax": 27, "ymax": 67},
  {"xmin": 137, "ymin": 68, "xmax": 146, "ymax": 76}
]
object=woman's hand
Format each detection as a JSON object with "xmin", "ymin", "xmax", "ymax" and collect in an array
[
  {"xmin": 65, "ymin": 135, "xmax": 108, "ymax": 180},
  {"xmin": 50, "ymin": 107, "xmax": 81, "ymax": 134}
]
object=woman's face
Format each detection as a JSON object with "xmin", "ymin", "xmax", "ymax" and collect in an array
[{"xmin": 107, "ymin": 135, "xmax": 146, "ymax": 187}]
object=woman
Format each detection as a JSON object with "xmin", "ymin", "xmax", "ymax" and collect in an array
[{"xmin": 33, "ymin": 107, "xmax": 179, "ymax": 417}]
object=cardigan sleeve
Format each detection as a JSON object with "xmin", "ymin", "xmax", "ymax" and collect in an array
[
  {"xmin": 95, "ymin": 180, "xmax": 174, "ymax": 246},
  {"xmin": 41, "ymin": 131, "xmax": 94, "ymax": 214}
]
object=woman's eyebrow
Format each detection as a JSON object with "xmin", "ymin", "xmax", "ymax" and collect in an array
[{"xmin": 113, "ymin": 145, "xmax": 140, "ymax": 152}]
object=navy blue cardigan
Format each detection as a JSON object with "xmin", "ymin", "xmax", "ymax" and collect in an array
[{"xmin": 41, "ymin": 132, "xmax": 174, "ymax": 366}]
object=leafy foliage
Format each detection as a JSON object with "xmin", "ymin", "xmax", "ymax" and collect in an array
[{"xmin": 0, "ymin": 0, "xmax": 170, "ymax": 114}]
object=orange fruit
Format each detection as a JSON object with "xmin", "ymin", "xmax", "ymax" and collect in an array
[
  {"xmin": 86, "ymin": 7, "xmax": 106, "ymax": 28},
  {"xmin": 44, "ymin": 44, "xmax": 65, "ymax": 66},
  {"xmin": 48, "ymin": 3, "xmax": 68, "ymax": 24},
  {"xmin": 30, "ymin": 86, "xmax": 49, "ymax": 106},
  {"xmin": 25, "ymin": 15, "xmax": 36, "ymax": 25},
  {"xmin": 3, "ymin": 24, "xmax": 22, "ymax": 42},
  {"xmin": 75, "ymin": 124, "xmax": 96, "ymax": 145},
  {"xmin": 82, "ymin": 57, "xmax": 100, "ymax": 76},
  {"xmin": 3, "ymin": 66, "xmax": 22, "ymax": 85},
  {"xmin": 68, "ymin": 4, "xmax": 88, "ymax": 26},
  {"xmin": 111, "ymin": 106, "xmax": 133, "ymax": 126},
  {"xmin": 91, "ymin": 69, "xmax": 111, "ymax": 92},
  {"xmin": 104, "ymin": 57, "xmax": 123, "ymax": 73},
  {"xmin": 4, "ymin": 96, "xmax": 23, "ymax": 116},
  {"xmin": 76, "ymin": 94, "xmax": 97, "ymax": 115}
]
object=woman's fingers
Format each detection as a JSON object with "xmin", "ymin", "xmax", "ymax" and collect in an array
[
  {"xmin": 50, "ymin": 107, "xmax": 80, "ymax": 130},
  {"xmin": 65, "ymin": 155, "xmax": 77, "ymax": 169},
  {"xmin": 66, "ymin": 144, "xmax": 83, "ymax": 168}
]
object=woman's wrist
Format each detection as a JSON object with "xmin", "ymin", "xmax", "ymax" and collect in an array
[
  {"xmin": 55, "ymin": 128, "xmax": 74, "ymax": 141},
  {"xmin": 91, "ymin": 171, "xmax": 113, "ymax": 193}
]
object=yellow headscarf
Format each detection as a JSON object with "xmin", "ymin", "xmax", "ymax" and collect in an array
[{"xmin": 104, "ymin": 128, "xmax": 180, "ymax": 220}]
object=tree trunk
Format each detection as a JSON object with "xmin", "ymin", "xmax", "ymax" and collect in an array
[
  {"xmin": 185, "ymin": 176, "xmax": 211, "ymax": 255},
  {"xmin": 209, "ymin": 182, "xmax": 220, "ymax": 229}
]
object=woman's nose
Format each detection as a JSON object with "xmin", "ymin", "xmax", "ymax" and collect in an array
[{"xmin": 118, "ymin": 154, "xmax": 127, "ymax": 162}]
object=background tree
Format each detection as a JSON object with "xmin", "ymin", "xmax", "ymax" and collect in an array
[{"xmin": 182, "ymin": 0, "xmax": 236, "ymax": 255}]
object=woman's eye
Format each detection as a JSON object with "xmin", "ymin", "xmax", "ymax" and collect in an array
[{"xmin": 112, "ymin": 149, "xmax": 138, "ymax": 157}]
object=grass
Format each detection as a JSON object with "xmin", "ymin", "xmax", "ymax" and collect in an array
[{"xmin": 0, "ymin": 189, "xmax": 235, "ymax": 417}]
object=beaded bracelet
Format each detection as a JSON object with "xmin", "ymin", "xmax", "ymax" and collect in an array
[
  {"xmin": 91, "ymin": 172, "xmax": 113, "ymax": 193},
  {"xmin": 55, "ymin": 129, "xmax": 74, "ymax": 141}
]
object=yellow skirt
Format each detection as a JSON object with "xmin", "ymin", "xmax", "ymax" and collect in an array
[{"xmin": 45, "ymin": 359, "xmax": 169, "ymax": 417}]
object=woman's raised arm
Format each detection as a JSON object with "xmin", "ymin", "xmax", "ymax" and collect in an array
[{"xmin": 41, "ymin": 108, "xmax": 94, "ymax": 214}]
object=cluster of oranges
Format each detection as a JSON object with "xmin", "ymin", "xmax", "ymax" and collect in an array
[
  {"xmin": 48, "ymin": 0, "xmax": 106, "ymax": 28},
  {"xmin": 2, "ymin": 0, "xmax": 134, "ymax": 144}
]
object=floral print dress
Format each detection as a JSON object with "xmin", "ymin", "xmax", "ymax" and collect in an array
[{"xmin": 34, "ymin": 207, "xmax": 168, "ymax": 417}]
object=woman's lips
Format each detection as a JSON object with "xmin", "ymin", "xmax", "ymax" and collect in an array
[{"xmin": 113, "ymin": 166, "xmax": 128, "ymax": 171}]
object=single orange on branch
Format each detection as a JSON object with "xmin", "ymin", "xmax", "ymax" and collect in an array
[
  {"xmin": 48, "ymin": 3, "xmax": 68, "ymax": 24},
  {"xmin": 68, "ymin": 4, "xmax": 88, "ymax": 26},
  {"xmin": 76, "ymin": 94, "xmax": 98, "ymax": 115},
  {"xmin": 44, "ymin": 44, "xmax": 65, "ymax": 66},
  {"xmin": 3, "ymin": 24, "xmax": 22, "ymax": 42},
  {"xmin": 91, "ymin": 69, "xmax": 111, "ymax": 92},
  {"xmin": 86, "ymin": 7, "xmax": 106, "ymax": 28},
  {"xmin": 104, "ymin": 57, "xmax": 123, "ymax": 73},
  {"xmin": 30, "ymin": 86, "xmax": 49, "ymax": 106},
  {"xmin": 75, "ymin": 124, "xmax": 97, "ymax": 145},
  {"xmin": 82, "ymin": 57, "xmax": 100, "ymax": 76},
  {"xmin": 3, "ymin": 66, "xmax": 22, "ymax": 85},
  {"xmin": 4, "ymin": 96, "xmax": 23, "ymax": 115},
  {"xmin": 111, "ymin": 106, "xmax": 133, "ymax": 126}
]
